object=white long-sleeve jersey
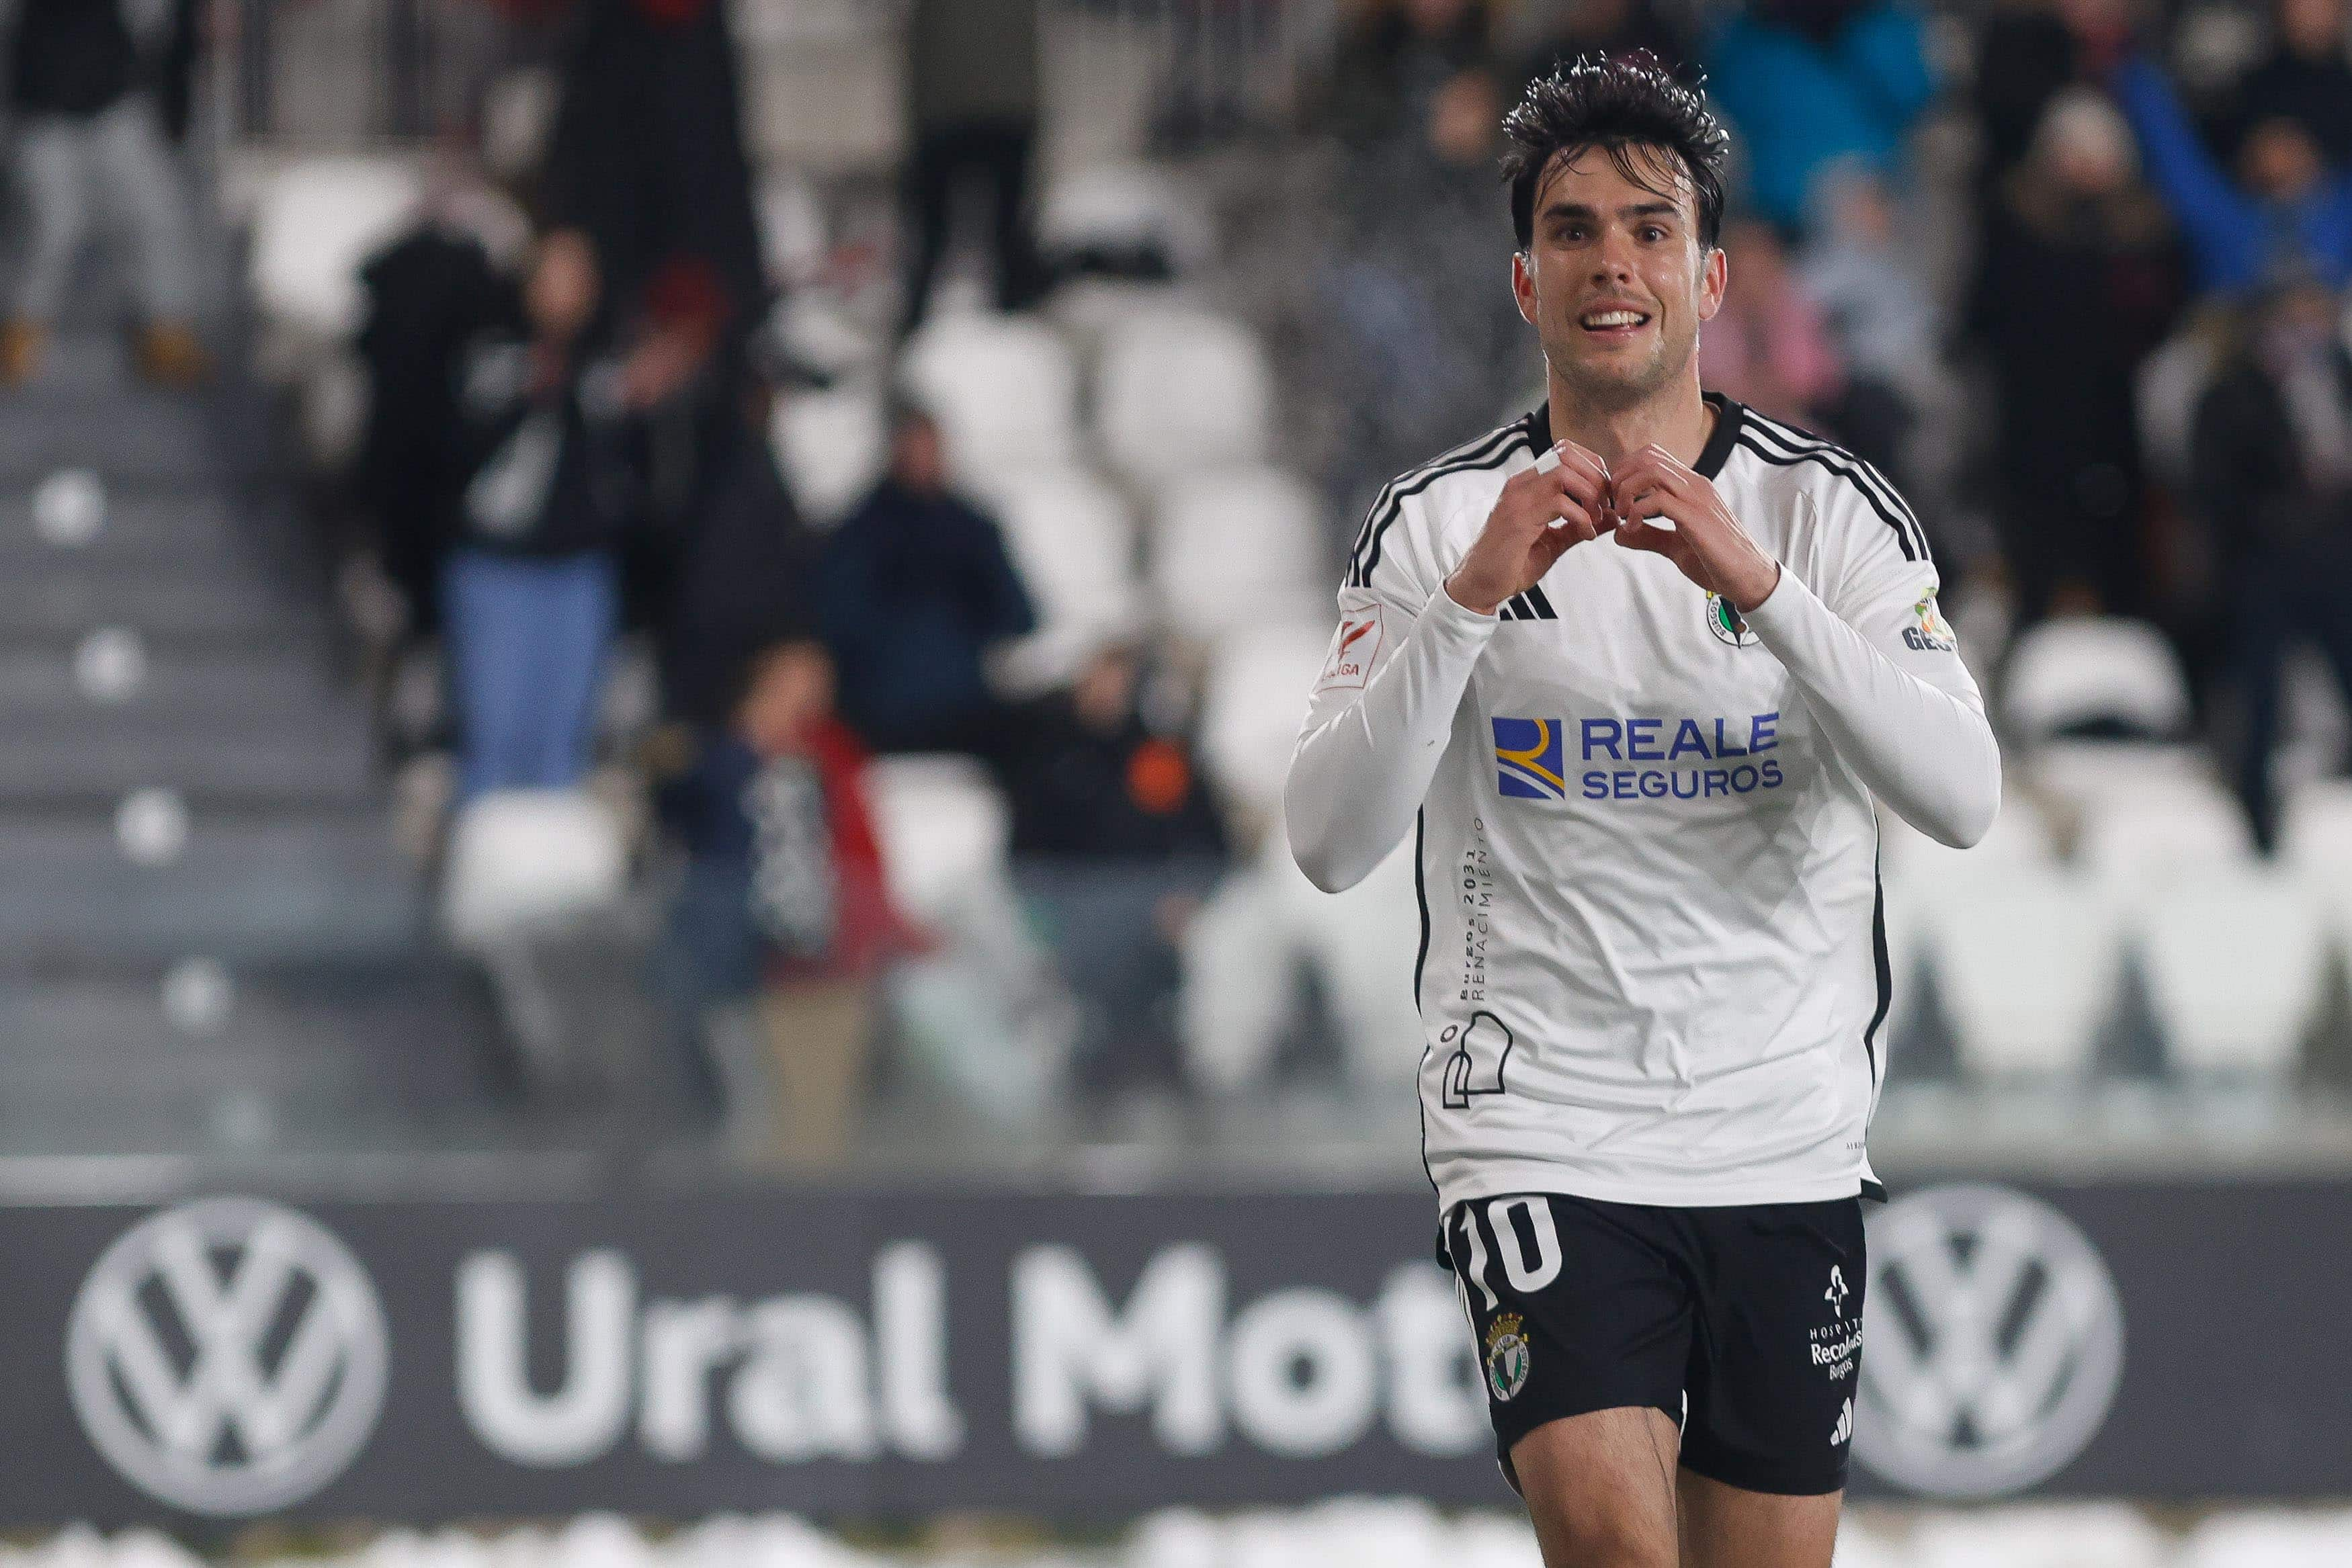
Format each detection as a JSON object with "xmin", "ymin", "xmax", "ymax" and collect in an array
[{"xmin": 1286, "ymin": 397, "xmax": 1999, "ymax": 1211}]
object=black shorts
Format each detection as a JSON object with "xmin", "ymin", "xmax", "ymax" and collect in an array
[{"xmin": 1441, "ymin": 1190, "xmax": 1865, "ymax": 1497}]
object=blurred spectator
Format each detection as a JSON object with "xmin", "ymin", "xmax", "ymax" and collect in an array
[
  {"xmin": 657, "ymin": 641, "xmax": 916, "ymax": 1163},
  {"xmin": 1322, "ymin": 64, "xmax": 1532, "ymax": 512},
  {"xmin": 659, "ymin": 378, "xmax": 824, "ymax": 727},
  {"xmin": 1704, "ymin": 0, "xmax": 1937, "ymax": 234},
  {"xmin": 1698, "ymin": 216, "xmax": 1846, "ymax": 432},
  {"xmin": 442, "ymin": 230, "xmax": 640, "ymax": 799},
  {"xmin": 995, "ymin": 642, "xmax": 1227, "ymax": 1098},
  {"xmin": 538, "ymin": 0, "xmax": 766, "ymax": 363},
  {"xmin": 1800, "ymin": 163, "xmax": 1939, "ymax": 481},
  {"xmin": 1, "ymin": 0, "xmax": 205, "ymax": 386},
  {"xmin": 1972, "ymin": 0, "xmax": 2134, "ymax": 195},
  {"xmin": 2113, "ymin": 53, "xmax": 2352, "ymax": 294},
  {"xmin": 2208, "ymin": 0, "xmax": 2352, "ymax": 173},
  {"xmin": 899, "ymin": 0, "xmax": 1045, "ymax": 333},
  {"xmin": 1502, "ymin": 0, "xmax": 1689, "ymax": 81},
  {"xmin": 355, "ymin": 202, "xmax": 521, "ymax": 636},
  {"xmin": 1323, "ymin": 0, "xmax": 1497, "ymax": 147},
  {"xmin": 818, "ymin": 405, "xmax": 1038, "ymax": 753},
  {"xmin": 1968, "ymin": 89, "xmax": 2181, "ymax": 619},
  {"xmin": 2190, "ymin": 277, "xmax": 2352, "ymax": 852}
]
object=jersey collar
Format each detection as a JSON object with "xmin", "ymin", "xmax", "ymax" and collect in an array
[{"xmin": 1527, "ymin": 392, "xmax": 1746, "ymax": 480}]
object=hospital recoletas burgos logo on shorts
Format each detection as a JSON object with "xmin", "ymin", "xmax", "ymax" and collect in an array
[
  {"xmin": 66, "ymin": 1196, "xmax": 390, "ymax": 1516},
  {"xmin": 1855, "ymin": 1183, "xmax": 2124, "ymax": 1498}
]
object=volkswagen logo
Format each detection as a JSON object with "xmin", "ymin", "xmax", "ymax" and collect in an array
[
  {"xmin": 66, "ymin": 1197, "xmax": 389, "ymax": 1516},
  {"xmin": 1855, "ymin": 1183, "xmax": 2124, "ymax": 1497}
]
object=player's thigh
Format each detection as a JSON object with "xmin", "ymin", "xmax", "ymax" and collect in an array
[
  {"xmin": 1676, "ymin": 1467, "xmax": 1841, "ymax": 1568},
  {"xmin": 1511, "ymin": 1405, "xmax": 1681, "ymax": 1568}
]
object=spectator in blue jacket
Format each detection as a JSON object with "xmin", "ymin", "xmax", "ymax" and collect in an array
[
  {"xmin": 817, "ymin": 404, "xmax": 1038, "ymax": 754},
  {"xmin": 1704, "ymin": 0, "xmax": 1936, "ymax": 232},
  {"xmin": 2113, "ymin": 53, "xmax": 2352, "ymax": 295}
]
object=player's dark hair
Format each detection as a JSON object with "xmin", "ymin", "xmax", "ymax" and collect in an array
[{"xmin": 1503, "ymin": 56, "xmax": 1731, "ymax": 253}]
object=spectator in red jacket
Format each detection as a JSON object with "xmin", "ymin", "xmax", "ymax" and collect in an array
[{"xmin": 658, "ymin": 640, "xmax": 921, "ymax": 1163}]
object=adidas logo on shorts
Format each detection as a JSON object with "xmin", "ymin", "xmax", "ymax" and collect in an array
[{"xmin": 1830, "ymin": 1397, "xmax": 1853, "ymax": 1447}]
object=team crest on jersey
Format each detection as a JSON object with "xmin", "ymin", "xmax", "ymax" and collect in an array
[
  {"xmin": 1904, "ymin": 593, "xmax": 1958, "ymax": 652},
  {"xmin": 1484, "ymin": 1312, "xmax": 1531, "ymax": 1402},
  {"xmin": 1705, "ymin": 591, "xmax": 1757, "ymax": 648},
  {"xmin": 1492, "ymin": 717, "xmax": 1566, "ymax": 800}
]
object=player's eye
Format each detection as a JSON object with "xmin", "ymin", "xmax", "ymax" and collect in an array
[{"xmin": 1640, "ymin": 226, "xmax": 1667, "ymax": 242}]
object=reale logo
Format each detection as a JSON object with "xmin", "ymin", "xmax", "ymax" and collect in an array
[
  {"xmin": 1855, "ymin": 1183, "xmax": 2123, "ymax": 1498},
  {"xmin": 66, "ymin": 1197, "xmax": 390, "ymax": 1516}
]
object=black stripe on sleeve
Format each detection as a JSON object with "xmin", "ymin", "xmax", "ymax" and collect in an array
[
  {"xmin": 1733, "ymin": 435, "xmax": 1922, "ymax": 562},
  {"xmin": 1347, "ymin": 417, "xmax": 1538, "ymax": 588},
  {"xmin": 1739, "ymin": 415, "xmax": 1931, "ymax": 561}
]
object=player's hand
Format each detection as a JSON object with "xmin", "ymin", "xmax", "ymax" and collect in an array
[
  {"xmin": 1443, "ymin": 441, "xmax": 1611, "ymax": 615},
  {"xmin": 1609, "ymin": 445, "xmax": 1781, "ymax": 611}
]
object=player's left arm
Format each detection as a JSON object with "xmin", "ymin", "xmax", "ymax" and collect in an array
[{"xmin": 1611, "ymin": 445, "xmax": 2001, "ymax": 847}]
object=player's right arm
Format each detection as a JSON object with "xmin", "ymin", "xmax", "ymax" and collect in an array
[{"xmin": 1285, "ymin": 445, "xmax": 1608, "ymax": 893}]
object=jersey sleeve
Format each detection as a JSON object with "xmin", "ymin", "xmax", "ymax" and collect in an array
[
  {"xmin": 1740, "ymin": 471, "xmax": 2001, "ymax": 847},
  {"xmin": 1284, "ymin": 488, "xmax": 1495, "ymax": 892}
]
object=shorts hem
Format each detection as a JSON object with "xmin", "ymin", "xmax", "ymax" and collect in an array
[
  {"xmin": 1677, "ymin": 1443, "xmax": 1850, "ymax": 1497},
  {"xmin": 1439, "ymin": 1160, "xmax": 1872, "ymax": 1213}
]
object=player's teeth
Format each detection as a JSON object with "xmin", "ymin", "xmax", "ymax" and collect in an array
[{"xmin": 1583, "ymin": 311, "xmax": 1643, "ymax": 327}]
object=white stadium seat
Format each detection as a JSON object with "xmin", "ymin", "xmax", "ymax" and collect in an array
[
  {"xmin": 1198, "ymin": 623, "xmax": 1330, "ymax": 822},
  {"xmin": 2027, "ymin": 738, "xmax": 2208, "ymax": 814},
  {"xmin": 2279, "ymin": 778, "xmax": 2352, "ymax": 890},
  {"xmin": 1150, "ymin": 466, "xmax": 1328, "ymax": 640},
  {"xmin": 771, "ymin": 383, "xmax": 886, "ymax": 526},
  {"xmin": 2132, "ymin": 871, "xmax": 2324, "ymax": 1078},
  {"xmin": 898, "ymin": 310, "xmax": 1081, "ymax": 478},
  {"xmin": 233, "ymin": 153, "xmax": 425, "ymax": 344},
  {"xmin": 2075, "ymin": 774, "xmax": 2257, "ymax": 892},
  {"xmin": 970, "ymin": 465, "xmax": 1147, "ymax": 692},
  {"xmin": 862, "ymin": 754, "xmax": 1010, "ymax": 928},
  {"xmin": 1910, "ymin": 1504, "xmax": 2171, "ymax": 1568},
  {"xmin": 439, "ymin": 790, "xmax": 626, "ymax": 950},
  {"xmin": 1038, "ymin": 162, "xmax": 1216, "ymax": 276},
  {"xmin": 1095, "ymin": 308, "xmax": 1274, "ymax": 483},
  {"xmin": 1933, "ymin": 871, "xmax": 2122, "ymax": 1079},
  {"xmin": 2003, "ymin": 617, "xmax": 2191, "ymax": 742}
]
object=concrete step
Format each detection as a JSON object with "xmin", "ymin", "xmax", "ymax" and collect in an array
[
  {"xmin": 0, "ymin": 386, "xmax": 220, "ymax": 486},
  {"xmin": 0, "ymin": 961, "xmax": 507, "ymax": 1154},
  {"xmin": 0, "ymin": 714, "xmax": 377, "ymax": 807},
  {"xmin": 0, "ymin": 566, "xmax": 319, "ymax": 643},
  {"xmin": 0, "ymin": 808, "xmax": 425, "ymax": 965},
  {"xmin": 0, "ymin": 490, "xmax": 250, "ymax": 566},
  {"xmin": 0, "ymin": 644, "xmax": 349, "ymax": 723}
]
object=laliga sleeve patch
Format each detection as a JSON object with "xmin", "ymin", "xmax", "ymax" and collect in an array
[{"xmin": 1316, "ymin": 605, "xmax": 1384, "ymax": 691}]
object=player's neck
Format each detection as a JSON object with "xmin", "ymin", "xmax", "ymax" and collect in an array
[{"xmin": 1546, "ymin": 369, "xmax": 1713, "ymax": 472}]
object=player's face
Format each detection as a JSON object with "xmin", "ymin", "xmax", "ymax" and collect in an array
[{"xmin": 1511, "ymin": 146, "xmax": 1725, "ymax": 411}]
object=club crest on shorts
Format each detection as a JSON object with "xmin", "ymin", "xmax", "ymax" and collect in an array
[
  {"xmin": 1484, "ymin": 1311, "xmax": 1531, "ymax": 1402},
  {"xmin": 1706, "ymin": 591, "xmax": 1757, "ymax": 648}
]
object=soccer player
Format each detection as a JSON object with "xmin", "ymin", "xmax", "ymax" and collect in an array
[{"xmin": 1284, "ymin": 59, "xmax": 1999, "ymax": 1568}]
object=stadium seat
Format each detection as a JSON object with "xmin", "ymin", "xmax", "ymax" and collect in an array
[
  {"xmin": 2132, "ymin": 871, "xmax": 2325, "ymax": 1078},
  {"xmin": 862, "ymin": 754, "xmax": 1011, "ymax": 927},
  {"xmin": 233, "ymin": 153, "xmax": 426, "ymax": 345},
  {"xmin": 1933, "ymin": 871, "xmax": 2122, "ymax": 1079},
  {"xmin": 439, "ymin": 791, "xmax": 626, "ymax": 951},
  {"xmin": 2280, "ymin": 779, "xmax": 2352, "ymax": 888},
  {"xmin": 2027, "ymin": 738, "xmax": 2209, "ymax": 814},
  {"xmin": 970, "ymin": 464, "xmax": 1148, "ymax": 691},
  {"xmin": 898, "ymin": 310, "xmax": 1081, "ymax": 479},
  {"xmin": 1198, "ymin": 623, "xmax": 1329, "ymax": 822},
  {"xmin": 1909, "ymin": 1504, "xmax": 2171, "ymax": 1568},
  {"xmin": 2075, "ymin": 774, "xmax": 2257, "ymax": 892},
  {"xmin": 1095, "ymin": 308, "xmax": 1273, "ymax": 484},
  {"xmin": 2003, "ymin": 617, "xmax": 2191, "ymax": 743},
  {"xmin": 1149, "ymin": 466, "xmax": 1328, "ymax": 640},
  {"xmin": 1038, "ymin": 162, "xmax": 1215, "ymax": 278},
  {"xmin": 770, "ymin": 382, "xmax": 887, "ymax": 526},
  {"xmin": 2181, "ymin": 1509, "xmax": 2352, "ymax": 1568}
]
